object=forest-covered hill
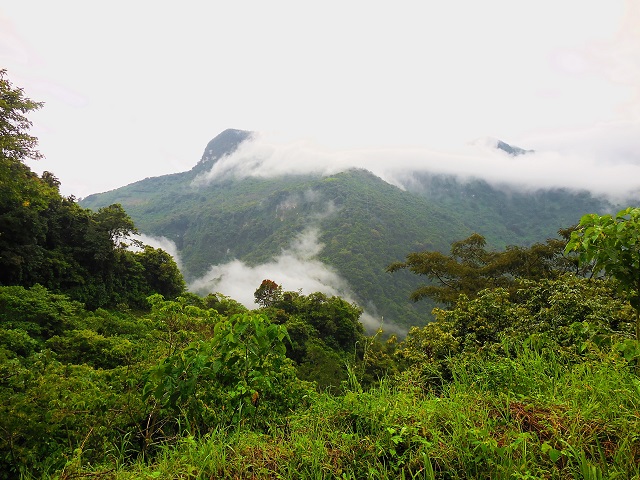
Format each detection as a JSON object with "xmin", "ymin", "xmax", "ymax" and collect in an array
[
  {"xmin": 81, "ymin": 129, "xmax": 616, "ymax": 328},
  {"xmin": 3, "ymin": 70, "xmax": 640, "ymax": 480}
]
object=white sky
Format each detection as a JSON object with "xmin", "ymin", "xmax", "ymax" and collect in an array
[{"xmin": 1, "ymin": 1, "xmax": 639, "ymax": 199}]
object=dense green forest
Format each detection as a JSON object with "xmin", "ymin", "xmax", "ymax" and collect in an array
[
  {"xmin": 2, "ymin": 71, "xmax": 640, "ymax": 479},
  {"xmin": 80, "ymin": 128, "xmax": 616, "ymax": 328}
]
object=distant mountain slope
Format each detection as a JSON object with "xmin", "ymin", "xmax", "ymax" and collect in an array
[
  {"xmin": 402, "ymin": 172, "xmax": 607, "ymax": 247},
  {"xmin": 81, "ymin": 129, "xmax": 616, "ymax": 328}
]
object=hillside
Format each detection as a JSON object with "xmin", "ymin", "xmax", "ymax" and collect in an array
[
  {"xmin": 81, "ymin": 129, "xmax": 615, "ymax": 328},
  {"xmin": 3, "ymin": 69, "xmax": 640, "ymax": 479}
]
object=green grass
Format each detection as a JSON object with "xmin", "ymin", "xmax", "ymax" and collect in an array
[{"xmin": 52, "ymin": 341, "xmax": 640, "ymax": 480}]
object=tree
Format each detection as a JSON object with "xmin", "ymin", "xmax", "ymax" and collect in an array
[
  {"xmin": 254, "ymin": 279, "xmax": 283, "ymax": 307},
  {"xmin": 143, "ymin": 311, "xmax": 302, "ymax": 432},
  {"xmin": 388, "ymin": 231, "xmax": 578, "ymax": 307},
  {"xmin": 92, "ymin": 203, "xmax": 140, "ymax": 248},
  {"xmin": 0, "ymin": 69, "xmax": 44, "ymax": 164},
  {"xmin": 0, "ymin": 71, "xmax": 51, "ymax": 285},
  {"xmin": 387, "ymin": 234, "xmax": 498, "ymax": 305},
  {"xmin": 565, "ymin": 207, "xmax": 640, "ymax": 340},
  {"xmin": 396, "ymin": 274, "xmax": 635, "ymax": 382},
  {"xmin": 137, "ymin": 245, "xmax": 186, "ymax": 299}
]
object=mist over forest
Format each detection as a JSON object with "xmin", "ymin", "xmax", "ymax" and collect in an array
[
  {"xmin": 80, "ymin": 127, "xmax": 637, "ymax": 332},
  {"xmin": 2, "ymin": 36, "xmax": 640, "ymax": 476},
  {"xmin": 4, "ymin": 0, "xmax": 640, "ymax": 475}
]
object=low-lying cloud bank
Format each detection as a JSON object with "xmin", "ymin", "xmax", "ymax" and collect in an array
[
  {"xmin": 194, "ymin": 120, "xmax": 640, "ymax": 201},
  {"xmin": 131, "ymin": 230, "xmax": 389, "ymax": 333},
  {"xmin": 188, "ymin": 228, "xmax": 384, "ymax": 332}
]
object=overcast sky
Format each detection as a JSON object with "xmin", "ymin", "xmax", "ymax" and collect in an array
[{"xmin": 1, "ymin": 1, "xmax": 639, "ymax": 199}]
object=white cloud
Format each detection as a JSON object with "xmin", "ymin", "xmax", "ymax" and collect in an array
[
  {"xmin": 189, "ymin": 228, "xmax": 348, "ymax": 304},
  {"xmin": 193, "ymin": 124, "xmax": 640, "ymax": 202},
  {"xmin": 590, "ymin": 0, "xmax": 640, "ymax": 118},
  {"xmin": 3, "ymin": 1, "xmax": 634, "ymax": 199},
  {"xmin": 187, "ymin": 228, "xmax": 385, "ymax": 332},
  {"xmin": 132, "ymin": 233, "xmax": 184, "ymax": 271},
  {"xmin": 127, "ymin": 202, "xmax": 388, "ymax": 331}
]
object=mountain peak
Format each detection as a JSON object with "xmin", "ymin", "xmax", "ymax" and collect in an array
[
  {"xmin": 495, "ymin": 139, "xmax": 534, "ymax": 156},
  {"xmin": 191, "ymin": 129, "xmax": 253, "ymax": 173},
  {"xmin": 471, "ymin": 137, "xmax": 534, "ymax": 156}
]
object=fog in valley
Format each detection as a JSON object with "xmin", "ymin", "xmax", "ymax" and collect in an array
[{"xmin": 140, "ymin": 229, "xmax": 388, "ymax": 332}]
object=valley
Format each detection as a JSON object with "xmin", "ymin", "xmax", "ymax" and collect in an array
[{"xmin": 81, "ymin": 129, "xmax": 618, "ymax": 329}]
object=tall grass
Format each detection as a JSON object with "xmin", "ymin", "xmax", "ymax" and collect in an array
[{"xmin": 50, "ymin": 340, "xmax": 640, "ymax": 479}]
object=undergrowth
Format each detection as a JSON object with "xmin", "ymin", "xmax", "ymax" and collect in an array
[{"xmin": 45, "ymin": 340, "xmax": 640, "ymax": 480}]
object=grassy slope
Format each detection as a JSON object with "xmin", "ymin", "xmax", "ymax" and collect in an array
[{"xmin": 60, "ymin": 343, "xmax": 640, "ymax": 480}]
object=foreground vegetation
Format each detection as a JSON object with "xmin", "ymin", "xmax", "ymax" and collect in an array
[
  {"xmin": 3, "ymin": 274, "xmax": 639, "ymax": 479},
  {"xmin": 78, "ymin": 343, "xmax": 640, "ymax": 480},
  {"xmin": 2, "ymin": 70, "xmax": 640, "ymax": 479}
]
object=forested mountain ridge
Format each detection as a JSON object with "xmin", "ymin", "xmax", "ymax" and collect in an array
[
  {"xmin": 3, "ymin": 70, "xmax": 640, "ymax": 480},
  {"xmin": 81, "ymin": 129, "xmax": 619, "ymax": 327}
]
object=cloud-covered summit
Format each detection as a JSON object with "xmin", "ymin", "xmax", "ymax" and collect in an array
[
  {"xmin": 191, "ymin": 128, "xmax": 253, "ymax": 175},
  {"xmin": 192, "ymin": 121, "xmax": 640, "ymax": 202}
]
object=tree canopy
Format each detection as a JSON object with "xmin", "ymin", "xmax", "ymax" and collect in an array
[
  {"xmin": 0, "ymin": 69, "xmax": 43, "ymax": 164},
  {"xmin": 566, "ymin": 207, "xmax": 640, "ymax": 339},
  {"xmin": 387, "ymin": 229, "xmax": 580, "ymax": 306}
]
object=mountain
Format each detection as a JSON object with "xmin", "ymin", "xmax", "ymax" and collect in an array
[
  {"xmin": 191, "ymin": 128, "xmax": 254, "ymax": 175},
  {"xmin": 80, "ymin": 129, "xmax": 617, "ymax": 329},
  {"xmin": 495, "ymin": 139, "xmax": 534, "ymax": 156}
]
